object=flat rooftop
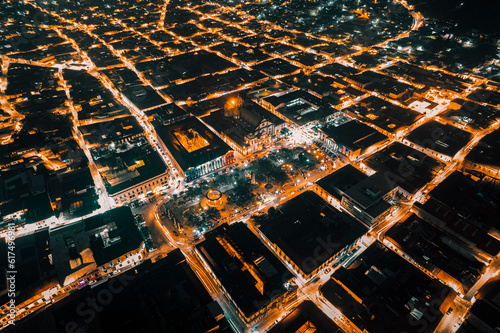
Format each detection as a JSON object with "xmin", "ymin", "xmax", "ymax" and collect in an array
[
  {"xmin": 84, "ymin": 206, "xmax": 143, "ymax": 266},
  {"xmin": 269, "ymin": 300, "xmax": 344, "ymax": 333},
  {"xmin": 420, "ymin": 172, "xmax": 500, "ymax": 256},
  {"xmin": 321, "ymin": 242, "xmax": 453, "ymax": 333},
  {"xmin": 79, "ymin": 116, "xmax": 143, "ymax": 146},
  {"xmin": 9, "ymin": 249, "xmax": 229, "ymax": 333},
  {"xmin": 264, "ymin": 90, "xmax": 333, "ymax": 126},
  {"xmin": 258, "ymin": 191, "xmax": 367, "ymax": 275},
  {"xmin": 427, "ymin": 171, "xmax": 500, "ymax": 231},
  {"xmin": 344, "ymin": 172, "xmax": 396, "ymax": 208},
  {"xmin": 321, "ymin": 120, "xmax": 387, "ymax": 153},
  {"xmin": 385, "ymin": 213, "xmax": 484, "ymax": 292},
  {"xmin": 145, "ymin": 103, "xmax": 188, "ymax": 125},
  {"xmin": 96, "ymin": 144, "xmax": 166, "ymax": 195},
  {"xmin": 365, "ymin": 142, "xmax": 444, "ymax": 194},
  {"xmin": 351, "ymin": 96, "xmax": 423, "ymax": 133},
  {"xmin": 155, "ymin": 116, "xmax": 231, "ymax": 173},
  {"xmin": 316, "ymin": 164, "xmax": 367, "ymax": 202},
  {"xmin": 0, "ymin": 230, "xmax": 56, "ymax": 304},
  {"xmin": 466, "ymin": 128, "xmax": 500, "ymax": 167},
  {"xmin": 406, "ymin": 121, "xmax": 471, "ymax": 157},
  {"xmin": 196, "ymin": 222, "xmax": 293, "ymax": 318}
]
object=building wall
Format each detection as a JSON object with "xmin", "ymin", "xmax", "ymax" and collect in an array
[
  {"xmin": 185, "ymin": 151, "xmax": 234, "ymax": 182},
  {"xmin": 340, "ymin": 193, "xmax": 396, "ymax": 227},
  {"xmin": 101, "ymin": 245, "xmax": 146, "ymax": 275},
  {"xmin": 111, "ymin": 171, "xmax": 170, "ymax": 205},
  {"xmin": 340, "ymin": 196, "xmax": 376, "ymax": 226}
]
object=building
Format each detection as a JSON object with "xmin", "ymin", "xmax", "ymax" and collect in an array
[
  {"xmin": 259, "ymin": 90, "xmax": 334, "ymax": 130},
  {"xmin": 94, "ymin": 144, "xmax": 169, "ymax": 206},
  {"xmin": 201, "ymin": 99, "xmax": 286, "ymax": 155},
  {"xmin": 196, "ymin": 222, "xmax": 293, "ymax": 321},
  {"xmin": 320, "ymin": 242, "xmax": 453, "ymax": 333},
  {"xmin": 340, "ymin": 173, "xmax": 398, "ymax": 226},
  {"xmin": 78, "ymin": 116, "xmax": 144, "ymax": 147},
  {"xmin": 0, "ymin": 165, "xmax": 54, "ymax": 227},
  {"xmin": 145, "ymin": 103, "xmax": 189, "ymax": 127},
  {"xmin": 7, "ymin": 249, "xmax": 232, "ymax": 333},
  {"xmin": 316, "ymin": 165, "xmax": 399, "ymax": 226},
  {"xmin": 415, "ymin": 172, "xmax": 500, "ymax": 261},
  {"xmin": 0, "ymin": 229, "xmax": 57, "ymax": 304},
  {"xmin": 319, "ymin": 120, "xmax": 388, "ymax": 160},
  {"xmin": 269, "ymin": 301, "xmax": 344, "ymax": 333},
  {"xmin": 458, "ymin": 279, "xmax": 500, "ymax": 333},
  {"xmin": 46, "ymin": 167, "xmax": 99, "ymax": 219},
  {"xmin": 258, "ymin": 191, "xmax": 367, "ymax": 279},
  {"xmin": 49, "ymin": 206, "xmax": 144, "ymax": 286},
  {"xmin": 155, "ymin": 117, "xmax": 234, "ymax": 181}
]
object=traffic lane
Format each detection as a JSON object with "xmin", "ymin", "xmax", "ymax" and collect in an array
[{"xmin": 132, "ymin": 197, "xmax": 173, "ymax": 249}]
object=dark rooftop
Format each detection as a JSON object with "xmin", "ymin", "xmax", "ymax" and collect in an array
[
  {"xmin": 97, "ymin": 144, "xmax": 167, "ymax": 195},
  {"xmin": 385, "ymin": 213, "xmax": 484, "ymax": 292},
  {"xmin": 344, "ymin": 173, "xmax": 396, "ymax": 209},
  {"xmin": 9, "ymin": 249, "xmax": 232, "ymax": 333},
  {"xmin": 406, "ymin": 121, "xmax": 471, "ymax": 157},
  {"xmin": 316, "ymin": 164, "xmax": 367, "ymax": 202},
  {"xmin": 269, "ymin": 301, "xmax": 344, "ymax": 333},
  {"xmin": 0, "ymin": 230, "xmax": 56, "ymax": 305},
  {"xmin": 258, "ymin": 191, "xmax": 367, "ymax": 275},
  {"xmin": 364, "ymin": 142, "xmax": 444, "ymax": 194},
  {"xmin": 321, "ymin": 120, "xmax": 387, "ymax": 153},
  {"xmin": 84, "ymin": 206, "xmax": 143, "ymax": 266},
  {"xmin": 321, "ymin": 242, "xmax": 452, "ymax": 333},
  {"xmin": 196, "ymin": 222, "xmax": 293, "ymax": 318}
]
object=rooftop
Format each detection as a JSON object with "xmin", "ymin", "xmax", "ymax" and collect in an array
[
  {"xmin": 95, "ymin": 144, "xmax": 166, "ymax": 195},
  {"xmin": 155, "ymin": 116, "xmax": 231, "ymax": 173},
  {"xmin": 344, "ymin": 172, "xmax": 397, "ymax": 209},
  {"xmin": 269, "ymin": 301, "xmax": 344, "ymax": 333},
  {"xmin": 321, "ymin": 120, "xmax": 387, "ymax": 153},
  {"xmin": 196, "ymin": 222, "xmax": 292, "ymax": 318},
  {"xmin": 201, "ymin": 100, "xmax": 284, "ymax": 148},
  {"xmin": 258, "ymin": 191, "xmax": 367, "ymax": 275},
  {"xmin": 9, "ymin": 249, "xmax": 231, "ymax": 333},
  {"xmin": 321, "ymin": 242, "xmax": 452, "ymax": 333},
  {"xmin": 316, "ymin": 164, "xmax": 367, "ymax": 202},
  {"xmin": 364, "ymin": 142, "xmax": 444, "ymax": 194}
]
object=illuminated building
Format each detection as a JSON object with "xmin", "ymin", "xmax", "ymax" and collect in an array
[
  {"xmin": 201, "ymin": 99, "xmax": 286, "ymax": 155},
  {"xmin": 95, "ymin": 144, "xmax": 169, "ymax": 206},
  {"xmin": 319, "ymin": 120, "xmax": 387, "ymax": 160},
  {"xmin": 155, "ymin": 117, "xmax": 234, "ymax": 181},
  {"xmin": 201, "ymin": 189, "xmax": 226, "ymax": 210}
]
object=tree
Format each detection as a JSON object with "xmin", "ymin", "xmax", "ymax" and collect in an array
[
  {"xmin": 206, "ymin": 207, "xmax": 220, "ymax": 220},
  {"xmin": 232, "ymin": 180, "xmax": 256, "ymax": 207}
]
